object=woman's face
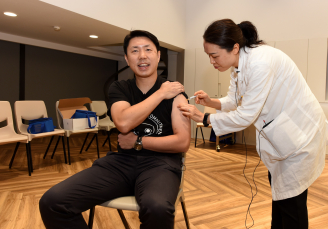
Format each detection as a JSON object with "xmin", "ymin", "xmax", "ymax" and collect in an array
[{"xmin": 203, "ymin": 41, "xmax": 239, "ymax": 72}]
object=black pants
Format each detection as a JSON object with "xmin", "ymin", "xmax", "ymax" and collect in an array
[
  {"xmin": 268, "ymin": 172, "xmax": 308, "ymax": 229},
  {"xmin": 39, "ymin": 152, "xmax": 182, "ymax": 229}
]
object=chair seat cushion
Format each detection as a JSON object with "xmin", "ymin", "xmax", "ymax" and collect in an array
[
  {"xmin": 99, "ymin": 196, "xmax": 139, "ymax": 211},
  {"xmin": 0, "ymin": 134, "xmax": 28, "ymax": 145},
  {"xmin": 196, "ymin": 122, "xmax": 212, "ymax": 128},
  {"xmin": 98, "ymin": 118, "xmax": 115, "ymax": 131},
  {"xmin": 21, "ymin": 129, "xmax": 65, "ymax": 141},
  {"xmin": 65, "ymin": 128, "xmax": 98, "ymax": 137}
]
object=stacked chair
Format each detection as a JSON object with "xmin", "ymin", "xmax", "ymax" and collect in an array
[
  {"xmin": 195, "ymin": 106, "xmax": 235, "ymax": 152},
  {"xmin": 0, "ymin": 101, "xmax": 30, "ymax": 175},
  {"xmin": 1, "ymin": 99, "xmax": 103, "ymax": 175},
  {"xmin": 14, "ymin": 101, "xmax": 67, "ymax": 175},
  {"xmin": 55, "ymin": 101, "xmax": 99, "ymax": 165},
  {"xmin": 85, "ymin": 101, "xmax": 116, "ymax": 151}
]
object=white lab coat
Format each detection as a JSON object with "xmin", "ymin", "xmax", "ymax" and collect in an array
[{"xmin": 210, "ymin": 45, "xmax": 326, "ymax": 200}]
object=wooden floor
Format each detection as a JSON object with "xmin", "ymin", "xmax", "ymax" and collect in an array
[{"xmin": 1, "ymin": 133, "xmax": 328, "ymax": 229}]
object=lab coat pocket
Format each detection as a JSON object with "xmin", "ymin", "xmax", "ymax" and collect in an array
[{"xmin": 262, "ymin": 111, "xmax": 307, "ymax": 159}]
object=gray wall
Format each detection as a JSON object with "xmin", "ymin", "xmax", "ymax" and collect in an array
[
  {"xmin": 176, "ymin": 50, "xmax": 185, "ymax": 85},
  {"xmin": 0, "ymin": 40, "xmax": 20, "ymax": 110},
  {"xmin": 0, "ymin": 39, "xmax": 117, "ymax": 126}
]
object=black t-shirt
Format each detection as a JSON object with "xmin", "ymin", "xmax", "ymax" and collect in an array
[{"xmin": 107, "ymin": 76, "xmax": 187, "ymax": 156}]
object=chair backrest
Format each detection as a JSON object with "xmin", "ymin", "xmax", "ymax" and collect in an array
[
  {"xmin": 90, "ymin": 101, "xmax": 108, "ymax": 116},
  {"xmin": 55, "ymin": 101, "xmax": 63, "ymax": 129},
  {"xmin": 0, "ymin": 101, "xmax": 16, "ymax": 134},
  {"xmin": 15, "ymin": 101, "xmax": 48, "ymax": 134},
  {"xmin": 0, "ymin": 101, "xmax": 13, "ymax": 126},
  {"xmin": 204, "ymin": 106, "xmax": 217, "ymax": 114}
]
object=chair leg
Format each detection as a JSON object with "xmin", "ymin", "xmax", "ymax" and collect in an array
[
  {"xmin": 67, "ymin": 137, "xmax": 71, "ymax": 165},
  {"xmin": 43, "ymin": 136, "xmax": 54, "ymax": 159},
  {"xmin": 25, "ymin": 143, "xmax": 31, "ymax": 176},
  {"xmin": 107, "ymin": 130, "xmax": 112, "ymax": 151},
  {"xmin": 195, "ymin": 127, "xmax": 198, "ymax": 147},
  {"xmin": 50, "ymin": 136, "xmax": 61, "ymax": 159},
  {"xmin": 28, "ymin": 142, "xmax": 33, "ymax": 172},
  {"xmin": 80, "ymin": 133, "xmax": 89, "ymax": 154},
  {"xmin": 102, "ymin": 136, "xmax": 108, "ymax": 147},
  {"xmin": 9, "ymin": 142, "xmax": 20, "ymax": 168},
  {"xmin": 88, "ymin": 206, "xmax": 95, "ymax": 229},
  {"xmin": 61, "ymin": 136, "xmax": 67, "ymax": 164},
  {"xmin": 181, "ymin": 201, "xmax": 191, "ymax": 229},
  {"xmin": 95, "ymin": 134, "xmax": 99, "ymax": 158},
  {"xmin": 85, "ymin": 134, "xmax": 96, "ymax": 152},
  {"xmin": 117, "ymin": 209, "xmax": 131, "ymax": 229},
  {"xmin": 216, "ymin": 136, "xmax": 220, "ymax": 152},
  {"xmin": 200, "ymin": 127, "xmax": 205, "ymax": 143}
]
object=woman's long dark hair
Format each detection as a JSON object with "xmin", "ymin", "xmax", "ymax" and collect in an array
[{"xmin": 203, "ymin": 19, "xmax": 264, "ymax": 52}]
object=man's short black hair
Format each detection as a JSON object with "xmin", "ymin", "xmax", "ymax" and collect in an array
[{"xmin": 123, "ymin": 30, "xmax": 160, "ymax": 55}]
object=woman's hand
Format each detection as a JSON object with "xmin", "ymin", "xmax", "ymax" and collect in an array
[
  {"xmin": 194, "ymin": 90, "xmax": 212, "ymax": 106},
  {"xmin": 177, "ymin": 103, "xmax": 204, "ymax": 123}
]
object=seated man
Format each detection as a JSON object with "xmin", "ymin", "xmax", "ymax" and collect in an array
[{"xmin": 39, "ymin": 30, "xmax": 191, "ymax": 229}]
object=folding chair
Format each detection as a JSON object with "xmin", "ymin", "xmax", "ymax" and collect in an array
[
  {"xmin": 84, "ymin": 101, "xmax": 116, "ymax": 151},
  {"xmin": 14, "ymin": 101, "xmax": 67, "ymax": 174},
  {"xmin": 195, "ymin": 106, "xmax": 234, "ymax": 152},
  {"xmin": 55, "ymin": 101, "xmax": 99, "ymax": 165},
  {"xmin": 0, "ymin": 101, "xmax": 31, "ymax": 175},
  {"xmin": 88, "ymin": 152, "xmax": 190, "ymax": 229}
]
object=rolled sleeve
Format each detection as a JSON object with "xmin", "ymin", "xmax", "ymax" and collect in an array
[{"xmin": 219, "ymin": 96, "xmax": 237, "ymax": 112}]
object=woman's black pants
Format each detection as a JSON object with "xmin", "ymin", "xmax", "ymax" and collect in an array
[
  {"xmin": 39, "ymin": 152, "xmax": 182, "ymax": 229},
  {"xmin": 268, "ymin": 171, "xmax": 308, "ymax": 229}
]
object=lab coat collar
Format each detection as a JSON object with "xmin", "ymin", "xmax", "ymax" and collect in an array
[
  {"xmin": 235, "ymin": 46, "xmax": 249, "ymax": 73},
  {"xmin": 234, "ymin": 46, "xmax": 250, "ymax": 82}
]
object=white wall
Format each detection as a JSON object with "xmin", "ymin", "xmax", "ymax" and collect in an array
[
  {"xmin": 41, "ymin": 0, "xmax": 186, "ymax": 50},
  {"xmin": 185, "ymin": 0, "xmax": 328, "ymax": 144},
  {"xmin": 186, "ymin": 0, "xmax": 328, "ymax": 48}
]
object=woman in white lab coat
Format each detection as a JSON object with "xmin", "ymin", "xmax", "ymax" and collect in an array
[{"xmin": 178, "ymin": 19, "xmax": 326, "ymax": 228}]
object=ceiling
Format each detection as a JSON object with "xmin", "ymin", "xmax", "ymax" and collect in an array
[{"xmin": 0, "ymin": 0, "xmax": 134, "ymax": 57}]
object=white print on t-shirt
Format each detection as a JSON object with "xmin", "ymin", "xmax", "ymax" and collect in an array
[
  {"xmin": 140, "ymin": 123, "xmax": 155, "ymax": 136},
  {"xmin": 134, "ymin": 114, "xmax": 163, "ymax": 136},
  {"xmin": 148, "ymin": 114, "xmax": 163, "ymax": 135}
]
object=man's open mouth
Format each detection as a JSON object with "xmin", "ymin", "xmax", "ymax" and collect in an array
[
  {"xmin": 138, "ymin": 63, "xmax": 150, "ymax": 67},
  {"xmin": 138, "ymin": 63, "xmax": 150, "ymax": 70}
]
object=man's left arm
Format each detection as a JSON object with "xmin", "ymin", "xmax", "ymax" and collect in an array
[{"xmin": 118, "ymin": 94, "xmax": 191, "ymax": 153}]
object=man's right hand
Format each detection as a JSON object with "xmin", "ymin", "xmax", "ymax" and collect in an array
[
  {"xmin": 194, "ymin": 90, "xmax": 212, "ymax": 106},
  {"xmin": 158, "ymin": 81, "xmax": 184, "ymax": 100},
  {"xmin": 118, "ymin": 132, "xmax": 138, "ymax": 149}
]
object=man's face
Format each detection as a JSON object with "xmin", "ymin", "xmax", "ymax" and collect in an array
[{"xmin": 125, "ymin": 37, "xmax": 160, "ymax": 78}]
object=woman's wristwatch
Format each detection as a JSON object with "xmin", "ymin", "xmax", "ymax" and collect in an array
[{"xmin": 203, "ymin": 113, "xmax": 210, "ymax": 127}]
